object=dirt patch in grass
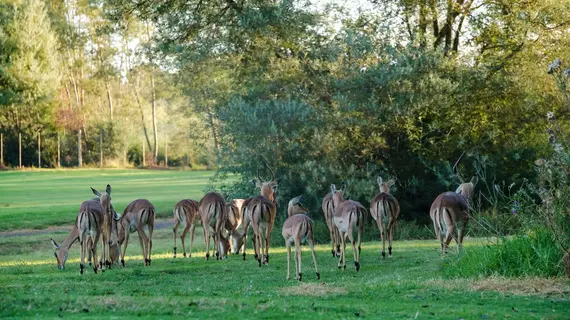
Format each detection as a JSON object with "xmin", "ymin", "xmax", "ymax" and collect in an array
[
  {"xmin": 429, "ymin": 277, "xmax": 570, "ymax": 297},
  {"xmin": 279, "ymin": 283, "xmax": 348, "ymax": 297}
]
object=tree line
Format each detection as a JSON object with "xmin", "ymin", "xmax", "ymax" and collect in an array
[{"xmin": 2, "ymin": 0, "xmax": 570, "ymax": 223}]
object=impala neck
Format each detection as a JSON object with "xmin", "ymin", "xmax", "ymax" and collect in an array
[{"xmin": 60, "ymin": 227, "xmax": 80, "ymax": 251}]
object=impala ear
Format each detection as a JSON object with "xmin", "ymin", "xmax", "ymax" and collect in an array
[
  {"xmin": 387, "ymin": 179, "xmax": 396, "ymax": 188},
  {"xmin": 377, "ymin": 176, "xmax": 383, "ymax": 187},
  {"xmin": 50, "ymin": 238, "xmax": 59, "ymax": 249},
  {"xmin": 298, "ymin": 195, "xmax": 304, "ymax": 203},
  {"xmin": 340, "ymin": 182, "xmax": 346, "ymax": 193},
  {"xmin": 330, "ymin": 184, "xmax": 336, "ymax": 194},
  {"xmin": 106, "ymin": 184, "xmax": 111, "ymax": 195},
  {"xmin": 455, "ymin": 185, "xmax": 463, "ymax": 194},
  {"xmin": 91, "ymin": 187, "xmax": 101, "ymax": 197},
  {"xmin": 470, "ymin": 176, "xmax": 478, "ymax": 186},
  {"xmin": 113, "ymin": 211, "xmax": 121, "ymax": 221},
  {"xmin": 252, "ymin": 179, "xmax": 262, "ymax": 188}
]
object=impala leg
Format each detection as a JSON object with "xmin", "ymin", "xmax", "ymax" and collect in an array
[
  {"xmin": 294, "ymin": 237, "xmax": 302, "ymax": 281},
  {"xmin": 173, "ymin": 219, "xmax": 180, "ymax": 258},
  {"xmin": 252, "ymin": 222, "xmax": 261, "ymax": 266},
  {"xmin": 188, "ymin": 224, "xmax": 196, "ymax": 258},
  {"xmin": 327, "ymin": 219, "xmax": 335, "ymax": 257},
  {"xmin": 443, "ymin": 225, "xmax": 454, "ymax": 255},
  {"xmin": 337, "ymin": 231, "xmax": 344, "ymax": 269},
  {"xmin": 432, "ymin": 214, "xmax": 444, "ymax": 255},
  {"xmin": 136, "ymin": 224, "xmax": 149, "ymax": 265},
  {"xmin": 457, "ymin": 219, "xmax": 468, "ymax": 251},
  {"xmin": 377, "ymin": 218, "xmax": 385, "ymax": 258},
  {"xmin": 348, "ymin": 229, "xmax": 358, "ymax": 271},
  {"xmin": 180, "ymin": 224, "xmax": 190, "ymax": 258},
  {"xmin": 357, "ymin": 218, "xmax": 363, "ymax": 267},
  {"xmin": 147, "ymin": 214, "xmax": 154, "ymax": 265},
  {"xmin": 203, "ymin": 224, "xmax": 211, "ymax": 260},
  {"xmin": 307, "ymin": 236, "xmax": 320, "ymax": 280},
  {"xmin": 286, "ymin": 239, "xmax": 292, "ymax": 280},
  {"xmin": 342, "ymin": 232, "xmax": 348, "ymax": 271},
  {"xmin": 79, "ymin": 239, "xmax": 85, "ymax": 275},
  {"xmin": 264, "ymin": 223, "xmax": 273, "ymax": 265},
  {"xmin": 388, "ymin": 220, "xmax": 394, "ymax": 258},
  {"xmin": 91, "ymin": 235, "xmax": 99, "ymax": 274},
  {"xmin": 334, "ymin": 226, "xmax": 341, "ymax": 257}
]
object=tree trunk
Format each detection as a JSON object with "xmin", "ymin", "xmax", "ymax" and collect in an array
[
  {"xmin": 37, "ymin": 132, "xmax": 41, "ymax": 168},
  {"xmin": 78, "ymin": 129, "xmax": 82, "ymax": 167},
  {"xmin": 132, "ymin": 80, "xmax": 153, "ymax": 151},
  {"xmin": 150, "ymin": 73, "xmax": 158, "ymax": 165},
  {"xmin": 207, "ymin": 109, "xmax": 220, "ymax": 155},
  {"xmin": 105, "ymin": 80, "xmax": 114, "ymax": 121}
]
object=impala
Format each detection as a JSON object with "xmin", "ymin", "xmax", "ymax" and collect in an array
[
  {"xmin": 331, "ymin": 183, "xmax": 367, "ymax": 271},
  {"xmin": 117, "ymin": 199, "xmax": 156, "ymax": 266},
  {"xmin": 239, "ymin": 165, "xmax": 278, "ymax": 266},
  {"xmin": 198, "ymin": 192, "xmax": 227, "ymax": 260},
  {"xmin": 430, "ymin": 152, "xmax": 477, "ymax": 254},
  {"xmin": 282, "ymin": 195, "xmax": 320, "ymax": 281},
  {"xmin": 90, "ymin": 185, "xmax": 113, "ymax": 269},
  {"xmin": 76, "ymin": 199, "xmax": 105, "ymax": 274},
  {"xmin": 370, "ymin": 176, "xmax": 400, "ymax": 258},
  {"xmin": 172, "ymin": 199, "xmax": 201, "ymax": 258},
  {"xmin": 322, "ymin": 191, "xmax": 341, "ymax": 257},
  {"xmin": 51, "ymin": 211, "xmax": 121, "ymax": 270}
]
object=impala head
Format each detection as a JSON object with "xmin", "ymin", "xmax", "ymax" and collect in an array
[
  {"xmin": 452, "ymin": 151, "xmax": 478, "ymax": 201},
  {"xmin": 252, "ymin": 164, "xmax": 280, "ymax": 202},
  {"xmin": 288, "ymin": 195, "xmax": 308, "ymax": 217},
  {"xmin": 377, "ymin": 176, "xmax": 395, "ymax": 194},
  {"xmin": 50, "ymin": 238, "xmax": 68, "ymax": 270},
  {"xmin": 330, "ymin": 182, "xmax": 346, "ymax": 208},
  {"xmin": 91, "ymin": 184, "xmax": 112, "ymax": 216},
  {"xmin": 219, "ymin": 235, "xmax": 230, "ymax": 259},
  {"xmin": 230, "ymin": 229, "xmax": 244, "ymax": 255},
  {"xmin": 455, "ymin": 176, "xmax": 478, "ymax": 201}
]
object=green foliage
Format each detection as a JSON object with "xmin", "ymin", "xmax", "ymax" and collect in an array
[{"xmin": 442, "ymin": 230, "xmax": 564, "ymax": 278}]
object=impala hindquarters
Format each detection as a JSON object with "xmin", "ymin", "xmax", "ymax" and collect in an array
[
  {"xmin": 370, "ymin": 176, "xmax": 400, "ymax": 258},
  {"xmin": 282, "ymin": 195, "xmax": 319, "ymax": 281},
  {"xmin": 199, "ymin": 192, "xmax": 227, "ymax": 260},
  {"xmin": 76, "ymin": 200, "xmax": 105, "ymax": 274},
  {"xmin": 248, "ymin": 195, "xmax": 276, "ymax": 267},
  {"xmin": 118, "ymin": 199, "xmax": 156, "ymax": 266},
  {"xmin": 173, "ymin": 199, "xmax": 200, "ymax": 258},
  {"xmin": 322, "ymin": 192, "xmax": 341, "ymax": 257},
  {"xmin": 331, "ymin": 184, "xmax": 366, "ymax": 271},
  {"xmin": 90, "ymin": 184, "xmax": 113, "ymax": 269}
]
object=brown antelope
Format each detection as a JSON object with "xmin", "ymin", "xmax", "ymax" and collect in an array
[
  {"xmin": 90, "ymin": 185, "xmax": 114, "ymax": 269},
  {"xmin": 331, "ymin": 183, "xmax": 367, "ymax": 271},
  {"xmin": 198, "ymin": 192, "xmax": 227, "ymax": 260},
  {"xmin": 172, "ymin": 199, "xmax": 201, "ymax": 258},
  {"xmin": 117, "ymin": 199, "xmax": 156, "ymax": 266},
  {"xmin": 370, "ymin": 176, "xmax": 400, "ymax": 258},
  {"xmin": 430, "ymin": 153, "xmax": 477, "ymax": 254},
  {"xmin": 282, "ymin": 195, "xmax": 320, "ymax": 281},
  {"xmin": 75, "ymin": 199, "xmax": 105, "ymax": 274},
  {"xmin": 322, "ymin": 191, "xmax": 341, "ymax": 257},
  {"xmin": 51, "ymin": 211, "xmax": 121, "ymax": 270}
]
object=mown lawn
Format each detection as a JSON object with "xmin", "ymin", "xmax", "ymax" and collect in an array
[
  {"xmin": 0, "ymin": 227, "xmax": 569, "ymax": 319},
  {"xmin": 0, "ymin": 169, "xmax": 216, "ymax": 231}
]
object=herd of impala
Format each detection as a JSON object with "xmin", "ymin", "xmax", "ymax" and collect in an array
[{"xmin": 50, "ymin": 162, "xmax": 477, "ymax": 281}]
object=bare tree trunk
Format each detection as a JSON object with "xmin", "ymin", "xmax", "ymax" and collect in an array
[
  {"xmin": 150, "ymin": 73, "xmax": 158, "ymax": 165},
  {"xmin": 105, "ymin": 81, "xmax": 114, "ymax": 121},
  {"xmin": 100, "ymin": 129, "xmax": 103, "ymax": 168},
  {"xmin": 0, "ymin": 133, "xmax": 3, "ymax": 166},
  {"xmin": 37, "ymin": 132, "xmax": 41, "ymax": 168},
  {"xmin": 132, "ymin": 79, "xmax": 152, "ymax": 151},
  {"xmin": 165, "ymin": 134, "xmax": 168, "ymax": 167},
  {"xmin": 57, "ymin": 132, "xmax": 60, "ymax": 168},
  {"xmin": 18, "ymin": 133, "xmax": 22, "ymax": 168},
  {"xmin": 78, "ymin": 129, "xmax": 82, "ymax": 167},
  {"xmin": 207, "ymin": 109, "xmax": 220, "ymax": 155}
]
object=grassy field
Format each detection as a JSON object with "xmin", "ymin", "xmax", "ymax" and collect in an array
[
  {"xmin": 0, "ymin": 169, "xmax": 216, "ymax": 231},
  {"xmin": 1, "ymin": 229, "xmax": 569, "ymax": 319},
  {"xmin": 0, "ymin": 169, "xmax": 569, "ymax": 319}
]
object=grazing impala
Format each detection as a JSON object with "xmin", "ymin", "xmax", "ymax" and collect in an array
[
  {"xmin": 370, "ymin": 176, "xmax": 400, "ymax": 258},
  {"xmin": 198, "ymin": 192, "xmax": 227, "ymax": 260},
  {"xmin": 51, "ymin": 211, "xmax": 121, "ymax": 270},
  {"xmin": 322, "ymin": 191, "xmax": 341, "ymax": 257},
  {"xmin": 282, "ymin": 195, "xmax": 320, "ymax": 281},
  {"xmin": 90, "ymin": 185, "xmax": 113, "ymax": 269},
  {"xmin": 172, "ymin": 199, "xmax": 201, "ymax": 258},
  {"xmin": 331, "ymin": 183, "xmax": 367, "ymax": 271},
  {"xmin": 430, "ymin": 153, "xmax": 477, "ymax": 254},
  {"xmin": 117, "ymin": 199, "xmax": 156, "ymax": 266}
]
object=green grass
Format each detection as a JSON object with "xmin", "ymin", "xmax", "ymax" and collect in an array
[
  {"xmin": 0, "ymin": 169, "xmax": 216, "ymax": 231},
  {"xmin": 1, "ymin": 231, "xmax": 569, "ymax": 319}
]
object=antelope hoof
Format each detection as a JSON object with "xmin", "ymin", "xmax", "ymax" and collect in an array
[
  {"xmin": 331, "ymin": 250, "xmax": 335, "ymax": 257},
  {"xmin": 381, "ymin": 251, "xmax": 386, "ymax": 258},
  {"xmin": 93, "ymin": 266, "xmax": 98, "ymax": 274},
  {"xmin": 388, "ymin": 247, "xmax": 392, "ymax": 257},
  {"xmin": 88, "ymin": 262, "xmax": 92, "ymax": 267},
  {"xmin": 80, "ymin": 264, "xmax": 84, "ymax": 275},
  {"xmin": 121, "ymin": 259, "xmax": 125, "ymax": 267},
  {"xmin": 263, "ymin": 255, "xmax": 269, "ymax": 265},
  {"xmin": 343, "ymin": 265, "xmax": 346, "ymax": 271},
  {"xmin": 215, "ymin": 252, "xmax": 220, "ymax": 260},
  {"xmin": 297, "ymin": 273, "xmax": 302, "ymax": 281},
  {"xmin": 173, "ymin": 247, "xmax": 177, "ymax": 256},
  {"xmin": 254, "ymin": 254, "xmax": 259, "ymax": 260},
  {"xmin": 355, "ymin": 261, "xmax": 360, "ymax": 272},
  {"xmin": 183, "ymin": 253, "xmax": 187, "ymax": 258},
  {"xmin": 316, "ymin": 272, "xmax": 320, "ymax": 280},
  {"xmin": 205, "ymin": 253, "xmax": 210, "ymax": 260},
  {"xmin": 242, "ymin": 253, "xmax": 246, "ymax": 261}
]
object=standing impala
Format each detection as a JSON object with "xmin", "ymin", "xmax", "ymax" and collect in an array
[
  {"xmin": 430, "ymin": 153, "xmax": 477, "ymax": 254},
  {"xmin": 331, "ymin": 183, "xmax": 367, "ymax": 271},
  {"xmin": 239, "ymin": 165, "xmax": 278, "ymax": 266},
  {"xmin": 198, "ymin": 192, "xmax": 227, "ymax": 260},
  {"xmin": 282, "ymin": 195, "xmax": 320, "ymax": 281},
  {"xmin": 117, "ymin": 199, "xmax": 156, "ymax": 266},
  {"xmin": 76, "ymin": 199, "xmax": 105, "ymax": 274},
  {"xmin": 322, "ymin": 191, "xmax": 341, "ymax": 257},
  {"xmin": 90, "ymin": 185, "xmax": 113, "ymax": 269},
  {"xmin": 370, "ymin": 176, "xmax": 400, "ymax": 258},
  {"xmin": 172, "ymin": 199, "xmax": 201, "ymax": 258}
]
